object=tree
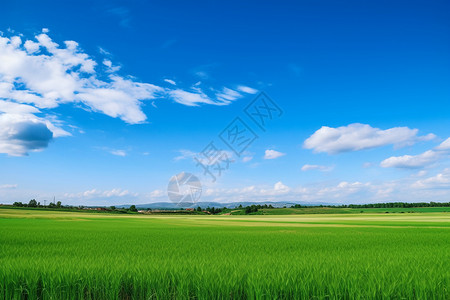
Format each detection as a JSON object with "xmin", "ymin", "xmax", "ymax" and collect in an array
[
  {"xmin": 28, "ymin": 199, "xmax": 38, "ymax": 207},
  {"xmin": 197, "ymin": 206, "xmax": 202, "ymax": 212},
  {"xmin": 129, "ymin": 205, "xmax": 137, "ymax": 212},
  {"xmin": 56, "ymin": 201, "xmax": 62, "ymax": 208},
  {"xmin": 13, "ymin": 202, "xmax": 24, "ymax": 207},
  {"xmin": 245, "ymin": 205, "xmax": 258, "ymax": 214},
  {"xmin": 110, "ymin": 206, "xmax": 116, "ymax": 210}
]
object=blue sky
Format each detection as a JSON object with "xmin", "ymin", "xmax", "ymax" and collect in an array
[{"xmin": 0, "ymin": 0, "xmax": 449, "ymax": 205}]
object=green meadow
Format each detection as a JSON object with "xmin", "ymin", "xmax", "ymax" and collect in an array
[{"xmin": 0, "ymin": 208, "xmax": 449, "ymax": 299}]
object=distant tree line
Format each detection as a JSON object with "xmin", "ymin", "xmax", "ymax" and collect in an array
[
  {"xmin": 196, "ymin": 206, "xmax": 227, "ymax": 214},
  {"xmin": 11, "ymin": 200, "xmax": 138, "ymax": 213},
  {"xmin": 13, "ymin": 199, "xmax": 62, "ymax": 208},
  {"xmin": 291, "ymin": 202, "xmax": 450, "ymax": 209}
]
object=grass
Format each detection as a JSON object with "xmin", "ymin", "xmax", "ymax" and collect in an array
[
  {"xmin": 235, "ymin": 206, "xmax": 450, "ymax": 215},
  {"xmin": 0, "ymin": 208, "xmax": 449, "ymax": 299}
]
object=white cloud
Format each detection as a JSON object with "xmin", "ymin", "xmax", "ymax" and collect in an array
[
  {"xmin": 65, "ymin": 188, "xmax": 135, "ymax": 199},
  {"xmin": 174, "ymin": 149, "xmax": 197, "ymax": 161},
  {"xmin": 435, "ymin": 137, "xmax": 450, "ymax": 150},
  {"xmin": 150, "ymin": 189, "xmax": 165, "ymax": 198},
  {"xmin": 236, "ymin": 85, "xmax": 258, "ymax": 94},
  {"xmin": 203, "ymin": 181, "xmax": 291, "ymax": 201},
  {"xmin": 0, "ymin": 31, "xmax": 252, "ymax": 120},
  {"xmin": 304, "ymin": 123, "xmax": 435, "ymax": 154},
  {"xmin": 102, "ymin": 59, "xmax": 121, "ymax": 72},
  {"xmin": 273, "ymin": 181, "xmax": 290, "ymax": 193},
  {"xmin": 381, "ymin": 137, "xmax": 450, "ymax": 169},
  {"xmin": 164, "ymin": 79, "xmax": 176, "ymax": 85},
  {"xmin": 242, "ymin": 156, "xmax": 253, "ymax": 163},
  {"xmin": 195, "ymin": 71, "xmax": 208, "ymax": 79},
  {"xmin": 380, "ymin": 150, "xmax": 439, "ymax": 169},
  {"xmin": 168, "ymin": 86, "xmax": 249, "ymax": 107},
  {"xmin": 316, "ymin": 181, "xmax": 368, "ymax": 198},
  {"xmin": 168, "ymin": 89, "xmax": 217, "ymax": 106},
  {"xmin": 0, "ymin": 113, "xmax": 54, "ymax": 156},
  {"xmin": 174, "ymin": 149, "xmax": 234, "ymax": 166},
  {"xmin": 215, "ymin": 87, "xmax": 242, "ymax": 103},
  {"xmin": 0, "ymin": 100, "xmax": 71, "ymax": 156},
  {"xmin": 0, "ymin": 184, "xmax": 17, "ymax": 189},
  {"xmin": 0, "ymin": 31, "xmax": 163, "ymax": 125},
  {"xmin": 110, "ymin": 149, "xmax": 127, "ymax": 157},
  {"xmin": 301, "ymin": 164, "xmax": 334, "ymax": 172},
  {"xmin": 412, "ymin": 169, "xmax": 450, "ymax": 189},
  {"xmin": 0, "ymin": 30, "xmax": 255, "ymax": 156},
  {"xmin": 264, "ymin": 149, "xmax": 285, "ymax": 159}
]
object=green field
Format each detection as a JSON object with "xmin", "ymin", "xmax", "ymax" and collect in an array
[
  {"xmin": 252, "ymin": 206, "xmax": 450, "ymax": 215},
  {"xmin": 1, "ymin": 209, "xmax": 449, "ymax": 299}
]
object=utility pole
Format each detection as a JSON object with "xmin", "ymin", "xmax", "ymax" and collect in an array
[{"xmin": 44, "ymin": 200, "xmax": 46, "ymax": 206}]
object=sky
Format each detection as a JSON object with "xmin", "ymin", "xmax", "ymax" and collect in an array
[{"xmin": 0, "ymin": 0, "xmax": 449, "ymax": 206}]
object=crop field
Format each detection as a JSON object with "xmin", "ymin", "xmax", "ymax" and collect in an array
[{"xmin": 0, "ymin": 208, "xmax": 449, "ymax": 299}]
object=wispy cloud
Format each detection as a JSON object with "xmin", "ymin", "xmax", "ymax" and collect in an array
[
  {"xmin": 65, "ymin": 188, "xmax": 136, "ymax": 199},
  {"xmin": 242, "ymin": 156, "xmax": 253, "ymax": 163},
  {"xmin": 174, "ymin": 149, "xmax": 197, "ymax": 161},
  {"xmin": 164, "ymin": 79, "xmax": 176, "ymax": 85},
  {"xmin": 0, "ymin": 184, "xmax": 17, "ymax": 189},
  {"xmin": 236, "ymin": 85, "xmax": 258, "ymax": 94},
  {"xmin": 301, "ymin": 164, "xmax": 334, "ymax": 172},
  {"xmin": 110, "ymin": 149, "xmax": 127, "ymax": 157}
]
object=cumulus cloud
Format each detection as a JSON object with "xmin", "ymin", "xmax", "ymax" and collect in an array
[
  {"xmin": 381, "ymin": 137, "xmax": 450, "ymax": 169},
  {"xmin": 0, "ymin": 113, "xmax": 54, "ymax": 156},
  {"xmin": 201, "ymin": 180, "xmax": 377, "ymax": 204},
  {"xmin": 304, "ymin": 123, "xmax": 435, "ymax": 154},
  {"xmin": 264, "ymin": 149, "xmax": 285, "ymax": 159},
  {"xmin": 0, "ymin": 100, "xmax": 70, "ymax": 156},
  {"xmin": 273, "ymin": 181, "xmax": 290, "ymax": 193},
  {"xmin": 380, "ymin": 150, "xmax": 440, "ymax": 169},
  {"xmin": 315, "ymin": 181, "xmax": 368, "ymax": 198},
  {"xmin": 0, "ymin": 30, "xmax": 162, "ymax": 133},
  {"xmin": 0, "ymin": 30, "xmax": 256, "ymax": 156},
  {"xmin": 412, "ymin": 168, "xmax": 450, "ymax": 189},
  {"xmin": 301, "ymin": 164, "xmax": 334, "ymax": 172},
  {"xmin": 203, "ymin": 181, "xmax": 291, "ymax": 202}
]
